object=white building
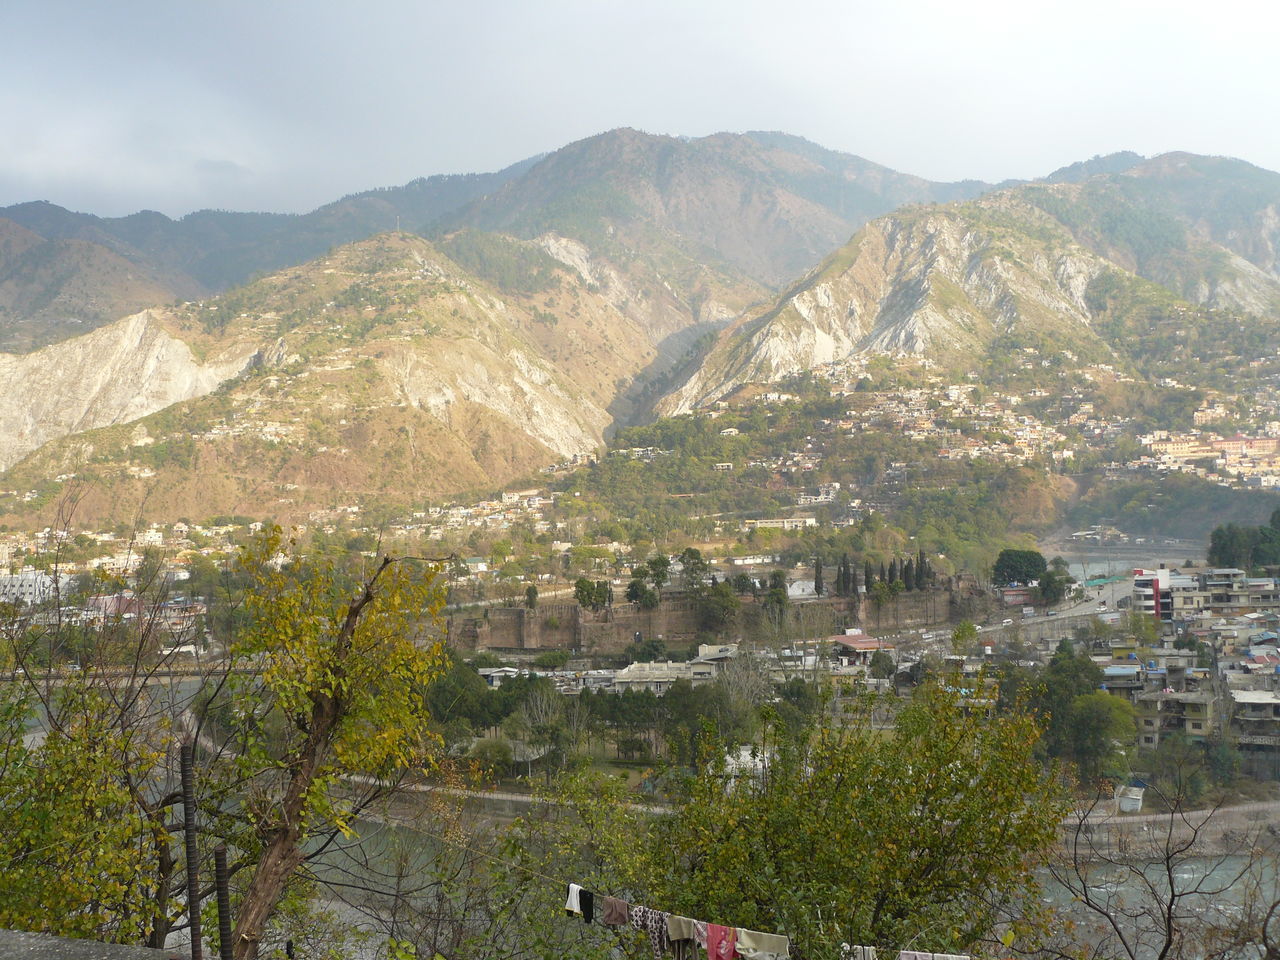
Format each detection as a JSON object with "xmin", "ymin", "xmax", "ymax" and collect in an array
[{"xmin": 0, "ymin": 571, "xmax": 74, "ymax": 605}]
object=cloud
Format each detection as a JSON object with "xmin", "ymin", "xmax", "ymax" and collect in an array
[{"xmin": 1, "ymin": 0, "xmax": 1277, "ymax": 215}]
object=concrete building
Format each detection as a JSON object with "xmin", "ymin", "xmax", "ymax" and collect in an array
[
  {"xmin": 0, "ymin": 570, "xmax": 73, "ymax": 605},
  {"xmin": 1133, "ymin": 567, "xmax": 1280, "ymax": 622}
]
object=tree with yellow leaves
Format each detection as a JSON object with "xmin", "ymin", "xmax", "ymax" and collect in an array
[{"xmin": 221, "ymin": 528, "xmax": 448, "ymax": 960}]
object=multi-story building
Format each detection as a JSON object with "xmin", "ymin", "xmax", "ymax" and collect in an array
[
  {"xmin": 1133, "ymin": 568, "xmax": 1280, "ymax": 621},
  {"xmin": 1136, "ymin": 689, "xmax": 1216, "ymax": 748}
]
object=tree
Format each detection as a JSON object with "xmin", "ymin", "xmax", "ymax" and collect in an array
[
  {"xmin": 573, "ymin": 577, "xmax": 595, "ymax": 608},
  {"xmin": 951, "ymin": 619, "xmax": 979, "ymax": 656},
  {"xmin": 1050, "ymin": 761, "xmax": 1261, "ymax": 960},
  {"xmin": 864, "ymin": 559, "xmax": 875, "ymax": 592},
  {"xmin": 625, "ymin": 578, "xmax": 658, "ymax": 608},
  {"xmin": 868, "ymin": 648, "xmax": 895, "ymax": 679},
  {"xmin": 644, "ymin": 685, "xmax": 1065, "ymax": 956},
  {"xmin": 0, "ymin": 680, "xmax": 174, "ymax": 944},
  {"xmin": 1068, "ymin": 691, "xmax": 1136, "ymax": 782},
  {"xmin": 646, "ymin": 554, "xmax": 671, "ymax": 591},
  {"xmin": 222, "ymin": 530, "xmax": 448, "ymax": 959},
  {"xmin": 869, "ymin": 580, "xmax": 891, "ymax": 629},
  {"xmin": 1038, "ymin": 566, "xmax": 1073, "ymax": 606},
  {"xmin": 678, "ymin": 548, "xmax": 709, "ymax": 592},
  {"xmin": 763, "ymin": 570, "xmax": 789, "ymax": 622},
  {"xmin": 523, "ymin": 584, "xmax": 538, "ymax": 609},
  {"xmin": 694, "ymin": 580, "xmax": 740, "ymax": 634},
  {"xmin": 992, "ymin": 548, "xmax": 1048, "ymax": 586},
  {"xmin": 814, "ymin": 556, "xmax": 824, "ymax": 596}
]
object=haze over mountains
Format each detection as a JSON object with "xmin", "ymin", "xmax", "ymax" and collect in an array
[{"xmin": 2, "ymin": 129, "xmax": 1278, "ymax": 525}]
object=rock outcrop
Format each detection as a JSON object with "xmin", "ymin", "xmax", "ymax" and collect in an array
[{"xmin": 0, "ymin": 310, "xmax": 256, "ymax": 470}]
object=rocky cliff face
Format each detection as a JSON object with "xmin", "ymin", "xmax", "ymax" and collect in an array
[
  {"xmin": 1, "ymin": 234, "xmax": 618, "ymax": 524},
  {"xmin": 0, "ymin": 310, "xmax": 257, "ymax": 470},
  {"xmin": 659, "ymin": 197, "xmax": 1115, "ymax": 413}
]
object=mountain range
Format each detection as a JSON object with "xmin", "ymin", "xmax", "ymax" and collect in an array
[{"xmin": 2, "ymin": 129, "xmax": 1278, "ymax": 526}]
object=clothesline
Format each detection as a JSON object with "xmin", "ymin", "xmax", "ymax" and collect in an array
[
  {"xmin": 566, "ymin": 882, "xmax": 971, "ymax": 960},
  {"xmin": 368, "ymin": 817, "xmax": 964, "ymax": 960},
  {"xmin": 566, "ymin": 880, "xmax": 790, "ymax": 960}
]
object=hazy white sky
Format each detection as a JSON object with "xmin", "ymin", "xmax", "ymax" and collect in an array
[{"xmin": 3, "ymin": 0, "xmax": 1276, "ymax": 217}]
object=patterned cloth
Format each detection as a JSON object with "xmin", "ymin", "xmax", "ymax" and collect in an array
[
  {"xmin": 693, "ymin": 920, "xmax": 709, "ymax": 948},
  {"xmin": 708, "ymin": 923, "xmax": 738, "ymax": 960},
  {"xmin": 630, "ymin": 904, "xmax": 671, "ymax": 960}
]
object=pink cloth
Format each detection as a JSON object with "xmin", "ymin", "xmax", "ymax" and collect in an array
[{"xmin": 708, "ymin": 923, "xmax": 737, "ymax": 960}]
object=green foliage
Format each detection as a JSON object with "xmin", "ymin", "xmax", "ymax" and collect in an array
[
  {"xmin": 573, "ymin": 578, "xmax": 611, "ymax": 611},
  {"xmin": 436, "ymin": 230, "xmax": 563, "ymax": 296},
  {"xmin": 992, "ymin": 548, "xmax": 1047, "ymax": 585},
  {"xmin": 951, "ymin": 620, "xmax": 979, "ymax": 656},
  {"xmin": 467, "ymin": 738, "xmax": 514, "ymax": 782},
  {"xmin": 1068, "ymin": 692, "xmax": 1137, "ymax": 782},
  {"xmin": 1208, "ymin": 509, "xmax": 1280, "ymax": 569},
  {"xmin": 868, "ymin": 649, "xmax": 895, "ymax": 679},
  {"xmin": 1037, "ymin": 566, "xmax": 1073, "ymax": 606},
  {"xmin": 532, "ymin": 650, "xmax": 570, "ymax": 670},
  {"xmin": 1071, "ymin": 473, "xmax": 1277, "ymax": 540},
  {"xmin": 222, "ymin": 529, "xmax": 449, "ymax": 955},
  {"xmin": 641, "ymin": 686, "xmax": 1065, "ymax": 955},
  {"xmin": 0, "ymin": 683, "xmax": 171, "ymax": 942}
]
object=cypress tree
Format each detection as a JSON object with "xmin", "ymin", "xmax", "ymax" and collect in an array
[
  {"xmin": 916, "ymin": 549, "xmax": 927, "ymax": 590},
  {"xmin": 903, "ymin": 558, "xmax": 915, "ymax": 592},
  {"xmin": 865, "ymin": 559, "xmax": 875, "ymax": 590},
  {"xmin": 841, "ymin": 552, "xmax": 852, "ymax": 596},
  {"xmin": 814, "ymin": 557, "xmax": 824, "ymax": 596},
  {"xmin": 879, "ymin": 561, "xmax": 887, "ymax": 584}
]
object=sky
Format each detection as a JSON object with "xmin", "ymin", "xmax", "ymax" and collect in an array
[{"xmin": 3, "ymin": 0, "xmax": 1277, "ymax": 218}]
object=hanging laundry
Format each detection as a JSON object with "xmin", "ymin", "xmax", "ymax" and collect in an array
[
  {"xmin": 693, "ymin": 919, "xmax": 710, "ymax": 948},
  {"xmin": 735, "ymin": 926, "xmax": 790, "ymax": 959},
  {"xmin": 708, "ymin": 923, "xmax": 737, "ymax": 960},
  {"xmin": 563, "ymin": 883, "xmax": 594, "ymax": 923},
  {"xmin": 602, "ymin": 896, "xmax": 630, "ymax": 926},
  {"xmin": 630, "ymin": 904, "xmax": 671, "ymax": 960},
  {"xmin": 667, "ymin": 915, "xmax": 700, "ymax": 960},
  {"xmin": 667, "ymin": 915, "xmax": 698, "ymax": 941},
  {"xmin": 564, "ymin": 883, "xmax": 583, "ymax": 916}
]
